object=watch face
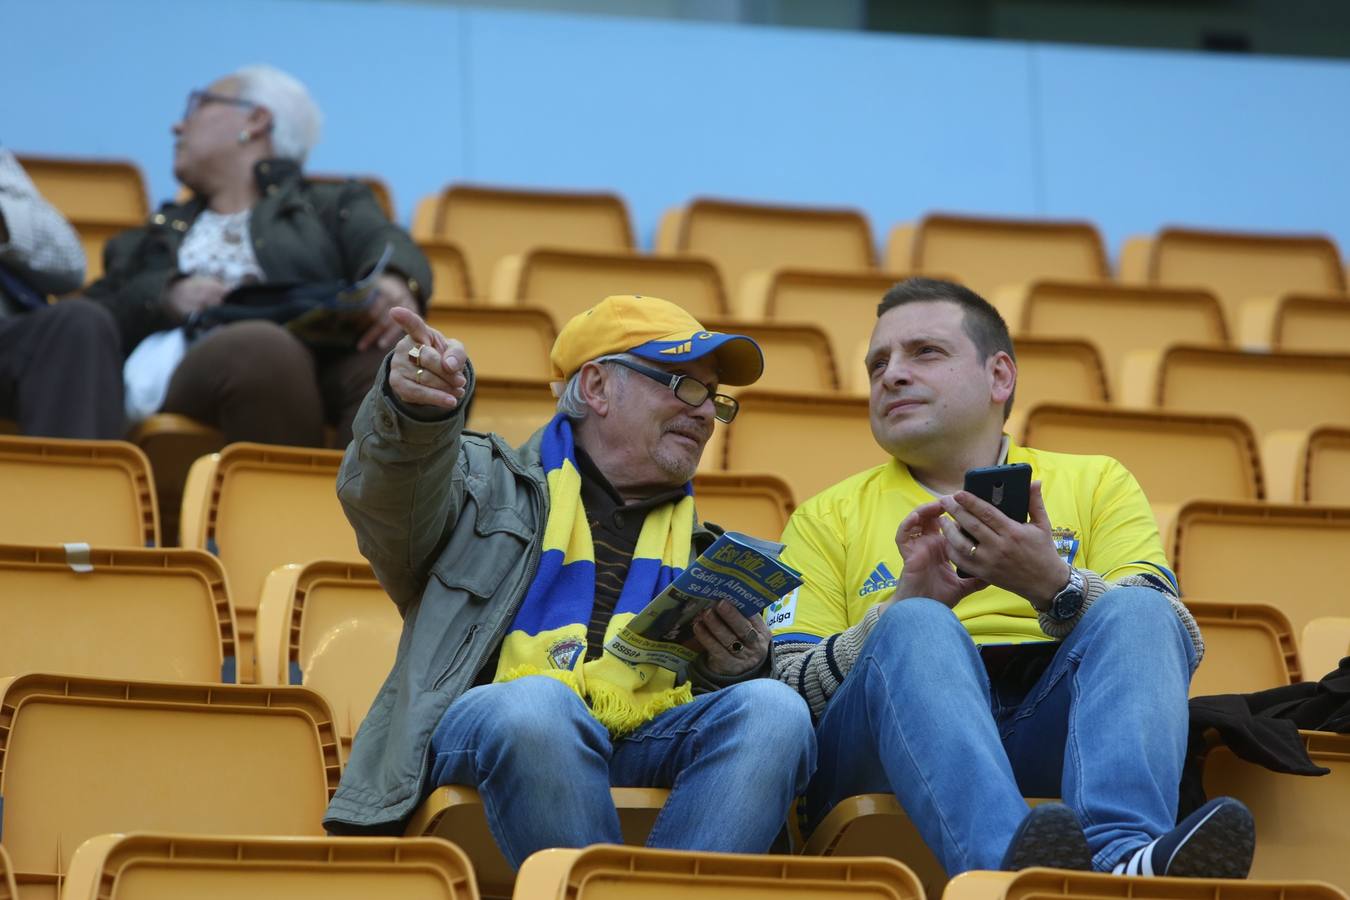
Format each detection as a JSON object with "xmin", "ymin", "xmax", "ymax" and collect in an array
[{"xmin": 1051, "ymin": 574, "xmax": 1085, "ymax": 621}]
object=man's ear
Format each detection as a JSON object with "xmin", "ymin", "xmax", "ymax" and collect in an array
[
  {"xmin": 989, "ymin": 351, "xmax": 1016, "ymax": 408},
  {"xmin": 577, "ymin": 361, "xmax": 611, "ymax": 417}
]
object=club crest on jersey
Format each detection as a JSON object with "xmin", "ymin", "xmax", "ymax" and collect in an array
[
  {"xmin": 547, "ymin": 637, "xmax": 585, "ymax": 670},
  {"xmin": 858, "ymin": 562, "xmax": 898, "ymax": 597},
  {"xmin": 765, "ymin": 588, "xmax": 799, "ymax": 629},
  {"xmin": 1051, "ymin": 527, "xmax": 1080, "ymax": 564}
]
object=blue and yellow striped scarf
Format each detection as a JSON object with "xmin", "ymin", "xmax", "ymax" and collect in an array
[{"xmin": 494, "ymin": 414, "xmax": 697, "ymax": 735}]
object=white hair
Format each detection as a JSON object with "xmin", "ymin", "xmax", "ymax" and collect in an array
[
  {"xmin": 557, "ymin": 353, "xmax": 640, "ymax": 421},
  {"xmin": 232, "ymin": 64, "xmax": 322, "ymax": 162}
]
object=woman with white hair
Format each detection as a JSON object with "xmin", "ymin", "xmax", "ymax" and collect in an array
[{"xmin": 85, "ymin": 64, "xmax": 432, "ymax": 448}]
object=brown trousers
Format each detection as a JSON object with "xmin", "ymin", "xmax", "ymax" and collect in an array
[
  {"xmin": 0, "ymin": 299, "xmax": 124, "ymax": 439},
  {"xmin": 162, "ymin": 320, "xmax": 385, "ymax": 448}
]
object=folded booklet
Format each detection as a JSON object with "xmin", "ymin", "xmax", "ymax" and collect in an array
[
  {"xmin": 188, "ymin": 242, "xmax": 396, "ymax": 349},
  {"xmin": 606, "ymin": 531, "xmax": 804, "ymax": 673}
]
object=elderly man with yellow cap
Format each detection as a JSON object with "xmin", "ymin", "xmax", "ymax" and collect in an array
[{"xmin": 323, "ymin": 294, "xmax": 816, "ymax": 864}]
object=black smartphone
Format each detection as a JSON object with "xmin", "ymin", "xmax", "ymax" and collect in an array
[{"xmin": 955, "ymin": 463, "xmax": 1032, "ymax": 577}]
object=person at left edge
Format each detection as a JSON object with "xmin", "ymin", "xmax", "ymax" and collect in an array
[{"xmin": 323, "ymin": 294, "xmax": 816, "ymax": 869}]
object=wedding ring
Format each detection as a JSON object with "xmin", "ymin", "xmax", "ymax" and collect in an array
[
  {"xmin": 969, "ymin": 543, "xmax": 979, "ymax": 557},
  {"xmin": 729, "ymin": 640, "xmax": 745, "ymax": 654},
  {"xmin": 408, "ymin": 345, "xmax": 423, "ymax": 364},
  {"xmin": 415, "ymin": 367, "xmax": 426, "ymax": 383}
]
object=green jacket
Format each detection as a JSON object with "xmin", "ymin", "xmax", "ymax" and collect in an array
[
  {"xmin": 83, "ymin": 158, "xmax": 431, "ymax": 357},
  {"xmin": 324, "ymin": 363, "xmax": 747, "ymax": 833}
]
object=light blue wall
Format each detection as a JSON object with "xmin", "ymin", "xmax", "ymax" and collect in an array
[{"xmin": 3, "ymin": 0, "xmax": 1348, "ymax": 260}]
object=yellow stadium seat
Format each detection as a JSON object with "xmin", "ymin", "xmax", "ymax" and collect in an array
[
  {"xmin": 256, "ymin": 560, "xmax": 400, "ymax": 753},
  {"xmin": 724, "ymin": 392, "xmax": 882, "ymax": 503},
  {"xmin": 1021, "ymin": 405, "xmax": 1262, "ymax": 537},
  {"xmin": 73, "ymin": 220, "xmax": 134, "ymax": 283},
  {"xmin": 0, "ymin": 846, "xmax": 14, "ymax": 900},
  {"xmin": 128, "ymin": 413, "xmax": 225, "ymax": 546},
  {"xmin": 1151, "ymin": 347, "xmax": 1350, "ymax": 444},
  {"xmin": 1202, "ymin": 730, "xmax": 1350, "ymax": 891},
  {"xmin": 179, "ymin": 443, "xmax": 360, "ymax": 682},
  {"xmin": 1013, "ymin": 282, "xmax": 1228, "ymax": 399},
  {"xmin": 1148, "ymin": 227, "xmax": 1346, "ymax": 332},
  {"xmin": 421, "ymin": 239, "xmax": 474, "ymax": 305},
  {"xmin": 1239, "ymin": 293, "xmax": 1350, "ymax": 354},
  {"xmin": 308, "ymin": 173, "xmax": 396, "ymax": 220},
  {"xmin": 706, "ymin": 320, "xmax": 838, "ymax": 392},
  {"xmin": 61, "ymin": 833, "xmax": 479, "ymax": 900},
  {"xmin": 1186, "ymin": 601, "xmax": 1299, "ymax": 697},
  {"xmin": 417, "ymin": 185, "xmax": 634, "ymax": 297},
  {"xmin": 407, "ymin": 786, "xmax": 668, "ymax": 900},
  {"xmin": 802, "ymin": 793, "xmax": 948, "ymax": 899},
  {"xmin": 754, "ymin": 269, "xmax": 909, "ymax": 374},
  {"xmin": 692, "ymin": 473, "xmax": 795, "ymax": 538},
  {"xmin": 1302, "ymin": 427, "xmax": 1350, "ymax": 505},
  {"xmin": 1173, "ymin": 501, "xmax": 1350, "ymax": 639},
  {"xmin": 0, "ymin": 435, "xmax": 158, "ymax": 547},
  {"xmin": 0, "ymin": 544, "xmax": 236, "ymax": 683},
  {"xmin": 514, "ymin": 844, "xmax": 922, "ymax": 900},
  {"xmin": 1005, "ymin": 338, "xmax": 1110, "ymax": 437},
  {"xmin": 465, "ymin": 378, "xmax": 557, "ymax": 448},
  {"xmin": 1117, "ymin": 235, "xmax": 1153, "ymax": 283},
  {"xmin": 658, "ymin": 198, "xmax": 876, "ymax": 316},
  {"xmin": 942, "ymin": 866, "xmax": 1345, "ymax": 900},
  {"xmin": 0, "ymin": 673, "xmax": 339, "ymax": 897},
  {"xmin": 902, "ymin": 214, "xmax": 1110, "ymax": 300},
  {"xmin": 17, "ymin": 155, "xmax": 150, "ymax": 224},
  {"xmin": 492, "ymin": 248, "xmax": 727, "ymax": 321},
  {"xmin": 1301, "ymin": 617, "xmax": 1350, "ymax": 682},
  {"xmin": 423, "ymin": 305, "xmax": 556, "ymax": 380}
]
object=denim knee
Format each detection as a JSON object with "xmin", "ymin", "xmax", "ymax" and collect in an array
[
  {"xmin": 1079, "ymin": 586, "xmax": 1194, "ymax": 666},
  {"xmin": 865, "ymin": 597, "xmax": 970, "ymax": 661},
  {"xmin": 477, "ymin": 676, "xmax": 607, "ymax": 760}
]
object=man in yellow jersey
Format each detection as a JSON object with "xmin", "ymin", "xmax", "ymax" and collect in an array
[{"xmin": 772, "ymin": 277, "xmax": 1255, "ymax": 879}]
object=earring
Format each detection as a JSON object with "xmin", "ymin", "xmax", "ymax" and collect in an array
[{"xmin": 237, "ymin": 130, "xmax": 250, "ymax": 144}]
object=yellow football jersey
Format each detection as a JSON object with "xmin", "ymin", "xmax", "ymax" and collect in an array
[{"xmin": 770, "ymin": 440, "xmax": 1172, "ymax": 646}]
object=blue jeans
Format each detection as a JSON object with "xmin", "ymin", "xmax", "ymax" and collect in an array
[
  {"xmin": 807, "ymin": 587, "xmax": 1197, "ymax": 875},
  {"xmin": 429, "ymin": 675, "xmax": 816, "ymax": 868}
]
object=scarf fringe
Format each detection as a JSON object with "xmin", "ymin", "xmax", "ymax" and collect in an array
[{"xmin": 499, "ymin": 664, "xmax": 694, "ymax": 736}]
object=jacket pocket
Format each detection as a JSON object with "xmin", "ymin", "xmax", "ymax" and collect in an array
[{"xmin": 431, "ymin": 623, "xmax": 481, "ymax": 691}]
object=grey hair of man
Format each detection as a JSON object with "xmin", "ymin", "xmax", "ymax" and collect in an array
[
  {"xmin": 556, "ymin": 352, "xmax": 641, "ymax": 421},
  {"xmin": 232, "ymin": 64, "xmax": 323, "ymax": 163}
]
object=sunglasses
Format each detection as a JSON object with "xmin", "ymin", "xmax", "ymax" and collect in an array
[{"xmin": 601, "ymin": 357, "xmax": 739, "ymax": 424}]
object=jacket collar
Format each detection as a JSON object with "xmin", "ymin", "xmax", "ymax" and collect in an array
[{"xmin": 252, "ymin": 157, "xmax": 302, "ymax": 191}]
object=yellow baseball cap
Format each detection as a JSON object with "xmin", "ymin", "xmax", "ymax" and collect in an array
[{"xmin": 550, "ymin": 294, "xmax": 764, "ymax": 386}]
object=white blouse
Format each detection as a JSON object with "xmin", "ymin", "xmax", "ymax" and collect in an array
[{"xmin": 177, "ymin": 208, "xmax": 263, "ymax": 289}]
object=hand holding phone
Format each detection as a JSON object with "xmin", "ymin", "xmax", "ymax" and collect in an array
[{"xmin": 954, "ymin": 463, "xmax": 1032, "ymax": 578}]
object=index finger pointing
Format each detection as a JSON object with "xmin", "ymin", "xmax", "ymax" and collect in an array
[{"xmin": 390, "ymin": 306, "xmax": 433, "ymax": 345}]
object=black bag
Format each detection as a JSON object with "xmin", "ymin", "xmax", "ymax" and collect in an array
[{"xmin": 185, "ymin": 279, "xmax": 375, "ymax": 350}]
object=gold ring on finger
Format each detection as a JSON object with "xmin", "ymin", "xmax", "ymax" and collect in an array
[
  {"xmin": 969, "ymin": 543, "xmax": 978, "ymax": 557},
  {"xmin": 415, "ymin": 367, "xmax": 426, "ymax": 383},
  {"xmin": 408, "ymin": 344, "xmax": 423, "ymax": 364}
]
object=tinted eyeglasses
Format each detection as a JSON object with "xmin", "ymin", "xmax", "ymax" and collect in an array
[
  {"xmin": 183, "ymin": 90, "xmax": 257, "ymax": 121},
  {"xmin": 602, "ymin": 357, "xmax": 740, "ymax": 424}
]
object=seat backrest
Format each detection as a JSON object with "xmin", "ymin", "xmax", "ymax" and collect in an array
[
  {"xmin": 0, "ymin": 544, "xmax": 236, "ymax": 684},
  {"xmin": 181, "ymin": 444, "xmax": 359, "ymax": 682},
  {"xmin": 307, "ymin": 173, "xmax": 396, "ymax": 220},
  {"xmin": 61, "ymin": 833, "xmax": 478, "ymax": 900},
  {"xmin": 420, "ymin": 239, "xmax": 474, "ymax": 305},
  {"xmin": 707, "ymin": 321, "xmax": 837, "ymax": 392},
  {"xmin": 1174, "ymin": 501, "xmax": 1350, "ymax": 636},
  {"xmin": 725, "ymin": 392, "xmax": 883, "ymax": 503},
  {"xmin": 1151, "ymin": 228, "xmax": 1345, "ymax": 327},
  {"xmin": 0, "ymin": 435, "xmax": 158, "ymax": 547},
  {"xmin": 423, "ymin": 306, "xmax": 555, "ymax": 380},
  {"xmin": 761, "ymin": 270, "xmax": 905, "ymax": 378},
  {"xmin": 1156, "ymin": 347, "xmax": 1350, "ymax": 441},
  {"xmin": 0, "ymin": 843, "xmax": 15, "ymax": 900},
  {"xmin": 1203, "ymin": 730, "xmax": 1350, "ymax": 887},
  {"xmin": 17, "ymin": 155, "xmax": 149, "ymax": 224},
  {"xmin": 1271, "ymin": 294, "xmax": 1350, "ymax": 354},
  {"xmin": 0, "ymin": 674, "xmax": 339, "ymax": 892},
  {"xmin": 505, "ymin": 249, "xmax": 726, "ymax": 323},
  {"xmin": 912, "ymin": 214, "xmax": 1109, "ymax": 299},
  {"xmin": 1018, "ymin": 282, "xmax": 1228, "ymax": 398},
  {"xmin": 692, "ymin": 473, "xmax": 795, "ymax": 539},
  {"xmin": 465, "ymin": 378, "xmax": 557, "ymax": 448},
  {"xmin": 669, "ymin": 198, "xmax": 875, "ymax": 302},
  {"xmin": 431, "ymin": 186, "xmax": 634, "ymax": 296},
  {"xmin": 1012, "ymin": 337, "xmax": 1111, "ymax": 408},
  {"xmin": 513, "ymin": 844, "xmax": 923, "ymax": 900},
  {"xmin": 258, "ymin": 561, "xmax": 401, "ymax": 752},
  {"xmin": 1304, "ymin": 427, "xmax": 1350, "ymax": 505},
  {"xmin": 1186, "ymin": 601, "xmax": 1299, "ymax": 697},
  {"xmin": 1021, "ymin": 405, "xmax": 1263, "ymax": 508}
]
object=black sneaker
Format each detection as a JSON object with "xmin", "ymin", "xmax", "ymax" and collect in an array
[
  {"xmin": 1112, "ymin": 797, "xmax": 1255, "ymax": 878},
  {"xmin": 1001, "ymin": 803, "xmax": 1093, "ymax": 871}
]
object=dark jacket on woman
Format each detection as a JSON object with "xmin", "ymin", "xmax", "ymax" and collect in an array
[{"xmin": 84, "ymin": 158, "xmax": 431, "ymax": 356}]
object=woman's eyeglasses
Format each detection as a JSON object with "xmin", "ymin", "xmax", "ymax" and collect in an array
[{"xmin": 183, "ymin": 90, "xmax": 258, "ymax": 121}]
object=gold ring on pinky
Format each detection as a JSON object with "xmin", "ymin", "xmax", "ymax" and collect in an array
[
  {"xmin": 408, "ymin": 344, "xmax": 423, "ymax": 364},
  {"xmin": 729, "ymin": 641, "xmax": 745, "ymax": 654},
  {"xmin": 969, "ymin": 543, "xmax": 979, "ymax": 557},
  {"xmin": 415, "ymin": 367, "xmax": 426, "ymax": 383}
]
